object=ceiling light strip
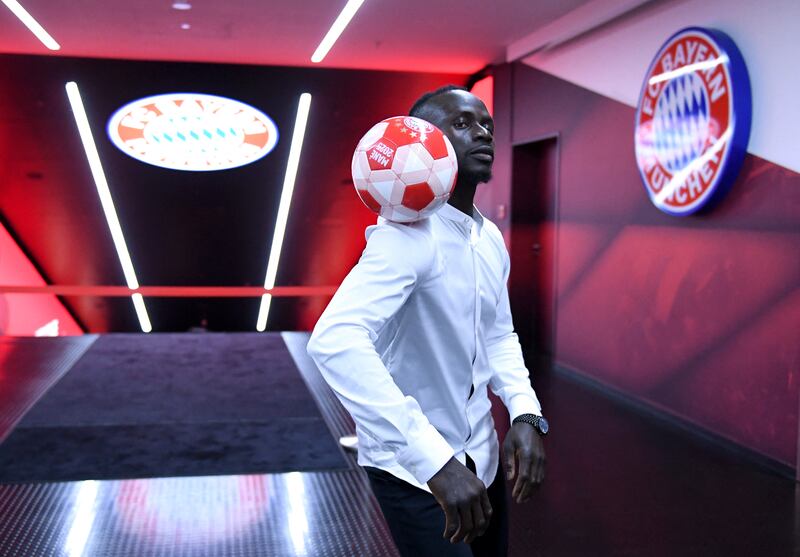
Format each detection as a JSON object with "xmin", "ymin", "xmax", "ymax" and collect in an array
[
  {"xmin": 65, "ymin": 81, "xmax": 152, "ymax": 333},
  {"xmin": 310, "ymin": 0, "xmax": 365, "ymax": 63},
  {"xmin": 256, "ymin": 93, "xmax": 312, "ymax": 332},
  {"xmin": 1, "ymin": 0, "xmax": 60, "ymax": 50}
]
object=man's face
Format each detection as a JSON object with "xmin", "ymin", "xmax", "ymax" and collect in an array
[{"xmin": 423, "ymin": 90, "xmax": 495, "ymax": 184}]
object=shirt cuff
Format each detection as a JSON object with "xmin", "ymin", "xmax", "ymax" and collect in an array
[
  {"xmin": 507, "ymin": 393, "xmax": 542, "ymax": 425},
  {"xmin": 396, "ymin": 423, "xmax": 455, "ymax": 485}
]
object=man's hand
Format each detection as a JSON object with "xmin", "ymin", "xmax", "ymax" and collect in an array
[
  {"xmin": 503, "ymin": 422, "xmax": 546, "ymax": 503},
  {"xmin": 427, "ymin": 457, "xmax": 492, "ymax": 544}
]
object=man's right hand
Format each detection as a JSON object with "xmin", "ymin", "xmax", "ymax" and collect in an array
[{"xmin": 427, "ymin": 457, "xmax": 493, "ymax": 544}]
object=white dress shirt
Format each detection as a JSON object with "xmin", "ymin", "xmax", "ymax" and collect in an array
[{"xmin": 307, "ymin": 203, "xmax": 542, "ymax": 492}]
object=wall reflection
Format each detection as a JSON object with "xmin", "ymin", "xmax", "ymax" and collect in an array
[
  {"xmin": 113, "ymin": 475, "xmax": 269, "ymax": 544},
  {"xmin": 64, "ymin": 480, "xmax": 99, "ymax": 557},
  {"xmin": 284, "ymin": 472, "xmax": 311, "ymax": 554}
]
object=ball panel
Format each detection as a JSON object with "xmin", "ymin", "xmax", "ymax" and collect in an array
[
  {"xmin": 382, "ymin": 119, "xmax": 420, "ymax": 148},
  {"xmin": 352, "ymin": 150, "xmax": 372, "ymax": 189},
  {"xmin": 368, "ymin": 168, "xmax": 397, "ymax": 184},
  {"xmin": 357, "ymin": 188, "xmax": 383, "ymax": 213},
  {"xmin": 357, "ymin": 122, "xmax": 389, "ymax": 151},
  {"xmin": 388, "ymin": 205, "xmax": 420, "ymax": 223},
  {"xmin": 352, "ymin": 150, "xmax": 370, "ymax": 178},
  {"xmin": 366, "ymin": 137, "xmax": 398, "ymax": 171},
  {"xmin": 429, "ymin": 158, "xmax": 456, "ymax": 195},
  {"xmin": 401, "ymin": 182, "xmax": 436, "ymax": 212},
  {"xmin": 392, "ymin": 143, "xmax": 409, "ymax": 176},
  {"xmin": 389, "ymin": 179, "xmax": 407, "ymax": 205},
  {"xmin": 396, "ymin": 143, "xmax": 433, "ymax": 185},
  {"xmin": 407, "ymin": 143, "xmax": 435, "ymax": 169},
  {"xmin": 422, "ymin": 131, "xmax": 449, "ymax": 160},
  {"xmin": 368, "ymin": 180, "xmax": 394, "ymax": 205}
]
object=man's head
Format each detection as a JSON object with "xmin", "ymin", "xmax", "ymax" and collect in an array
[{"xmin": 409, "ymin": 85, "xmax": 494, "ymax": 184}]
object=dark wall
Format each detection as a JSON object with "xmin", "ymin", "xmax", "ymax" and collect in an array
[
  {"xmin": 0, "ymin": 54, "xmax": 465, "ymax": 332},
  {"xmin": 483, "ymin": 63, "xmax": 800, "ymax": 469}
]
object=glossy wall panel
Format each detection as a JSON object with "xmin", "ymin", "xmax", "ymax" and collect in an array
[{"xmin": 490, "ymin": 63, "xmax": 800, "ymax": 468}]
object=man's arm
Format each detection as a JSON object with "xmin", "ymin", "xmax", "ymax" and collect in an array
[
  {"xmin": 307, "ymin": 221, "xmax": 454, "ymax": 484},
  {"xmin": 309, "ymin": 221, "xmax": 493, "ymax": 543},
  {"xmin": 486, "ymin": 250, "xmax": 546, "ymax": 503}
]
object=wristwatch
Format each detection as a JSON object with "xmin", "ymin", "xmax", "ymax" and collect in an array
[{"xmin": 512, "ymin": 413, "xmax": 549, "ymax": 436}]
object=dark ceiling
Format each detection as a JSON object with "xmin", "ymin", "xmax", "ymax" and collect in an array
[{"xmin": 0, "ymin": 0, "xmax": 590, "ymax": 73}]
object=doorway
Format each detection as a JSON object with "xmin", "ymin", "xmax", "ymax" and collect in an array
[{"xmin": 509, "ymin": 137, "xmax": 559, "ymax": 374}]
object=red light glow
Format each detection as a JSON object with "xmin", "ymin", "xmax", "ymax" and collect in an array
[
  {"xmin": 0, "ymin": 221, "xmax": 82, "ymax": 336},
  {"xmin": 470, "ymin": 76, "xmax": 494, "ymax": 116}
]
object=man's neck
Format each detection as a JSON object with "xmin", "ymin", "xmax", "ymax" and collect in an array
[{"xmin": 447, "ymin": 180, "xmax": 478, "ymax": 217}]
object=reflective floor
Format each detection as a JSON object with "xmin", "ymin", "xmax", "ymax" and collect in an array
[
  {"xmin": 0, "ymin": 333, "xmax": 398, "ymax": 557},
  {"xmin": 0, "ymin": 471, "xmax": 396, "ymax": 557},
  {"xmin": 0, "ymin": 333, "xmax": 796, "ymax": 556}
]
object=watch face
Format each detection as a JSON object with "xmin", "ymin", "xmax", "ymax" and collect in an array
[{"xmin": 538, "ymin": 417, "xmax": 549, "ymax": 434}]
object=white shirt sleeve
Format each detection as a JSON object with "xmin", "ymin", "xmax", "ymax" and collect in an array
[
  {"xmin": 486, "ymin": 246, "xmax": 543, "ymax": 423},
  {"xmin": 306, "ymin": 221, "xmax": 454, "ymax": 484}
]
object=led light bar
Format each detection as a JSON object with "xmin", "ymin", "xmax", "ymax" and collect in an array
[
  {"xmin": 1, "ymin": 0, "xmax": 60, "ymax": 50},
  {"xmin": 65, "ymin": 81, "xmax": 152, "ymax": 333},
  {"xmin": 649, "ymin": 55, "xmax": 729, "ymax": 85},
  {"xmin": 256, "ymin": 93, "xmax": 312, "ymax": 332},
  {"xmin": 311, "ymin": 0, "xmax": 365, "ymax": 63}
]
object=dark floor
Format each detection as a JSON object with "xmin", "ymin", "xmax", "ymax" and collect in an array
[
  {"xmin": 0, "ymin": 333, "xmax": 797, "ymax": 556},
  {"xmin": 507, "ymin": 366, "xmax": 798, "ymax": 556}
]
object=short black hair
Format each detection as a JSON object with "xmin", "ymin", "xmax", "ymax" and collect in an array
[{"xmin": 408, "ymin": 85, "xmax": 468, "ymax": 119}]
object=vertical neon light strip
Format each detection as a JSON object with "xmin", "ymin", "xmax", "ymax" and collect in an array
[
  {"xmin": 310, "ymin": 0, "xmax": 365, "ymax": 63},
  {"xmin": 65, "ymin": 82, "xmax": 152, "ymax": 333},
  {"xmin": 256, "ymin": 93, "xmax": 312, "ymax": 332},
  {"xmin": 1, "ymin": 0, "xmax": 60, "ymax": 50}
]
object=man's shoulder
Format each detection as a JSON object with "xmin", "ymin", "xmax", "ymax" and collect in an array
[
  {"xmin": 480, "ymin": 216, "xmax": 508, "ymax": 252},
  {"xmin": 365, "ymin": 217, "xmax": 434, "ymax": 244},
  {"xmin": 363, "ymin": 218, "xmax": 436, "ymax": 272},
  {"xmin": 481, "ymin": 215, "xmax": 502, "ymax": 237}
]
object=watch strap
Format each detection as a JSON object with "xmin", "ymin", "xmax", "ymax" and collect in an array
[{"xmin": 512, "ymin": 413, "xmax": 548, "ymax": 435}]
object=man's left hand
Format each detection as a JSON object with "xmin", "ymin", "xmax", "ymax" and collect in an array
[{"xmin": 503, "ymin": 422, "xmax": 546, "ymax": 503}]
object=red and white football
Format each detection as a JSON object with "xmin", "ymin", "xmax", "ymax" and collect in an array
[{"xmin": 351, "ymin": 116, "xmax": 458, "ymax": 223}]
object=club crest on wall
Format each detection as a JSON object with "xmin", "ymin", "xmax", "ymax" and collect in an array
[{"xmin": 634, "ymin": 27, "xmax": 751, "ymax": 215}]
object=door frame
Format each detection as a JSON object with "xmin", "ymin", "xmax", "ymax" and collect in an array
[{"xmin": 510, "ymin": 132, "xmax": 561, "ymax": 365}]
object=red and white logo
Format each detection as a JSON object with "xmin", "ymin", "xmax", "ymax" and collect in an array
[
  {"xmin": 402, "ymin": 117, "xmax": 435, "ymax": 135},
  {"xmin": 107, "ymin": 93, "xmax": 279, "ymax": 171},
  {"xmin": 635, "ymin": 29, "xmax": 734, "ymax": 215}
]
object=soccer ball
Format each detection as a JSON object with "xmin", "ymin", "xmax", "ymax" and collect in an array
[{"xmin": 351, "ymin": 116, "xmax": 458, "ymax": 223}]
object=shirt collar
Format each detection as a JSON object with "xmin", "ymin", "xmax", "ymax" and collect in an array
[
  {"xmin": 438, "ymin": 203, "xmax": 482, "ymax": 225},
  {"xmin": 437, "ymin": 203, "xmax": 484, "ymax": 239}
]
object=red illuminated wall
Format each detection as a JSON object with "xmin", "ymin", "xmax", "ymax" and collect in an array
[
  {"xmin": 0, "ymin": 221, "xmax": 82, "ymax": 336},
  {"xmin": 483, "ymin": 63, "xmax": 800, "ymax": 469}
]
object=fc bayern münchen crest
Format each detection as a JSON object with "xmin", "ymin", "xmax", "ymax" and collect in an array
[
  {"xmin": 107, "ymin": 93, "xmax": 279, "ymax": 172},
  {"xmin": 634, "ymin": 27, "xmax": 751, "ymax": 215}
]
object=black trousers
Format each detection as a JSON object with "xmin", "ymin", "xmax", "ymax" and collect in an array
[{"xmin": 365, "ymin": 455, "xmax": 508, "ymax": 557}]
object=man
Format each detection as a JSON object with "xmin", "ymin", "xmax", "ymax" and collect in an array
[{"xmin": 307, "ymin": 86, "xmax": 548, "ymax": 557}]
